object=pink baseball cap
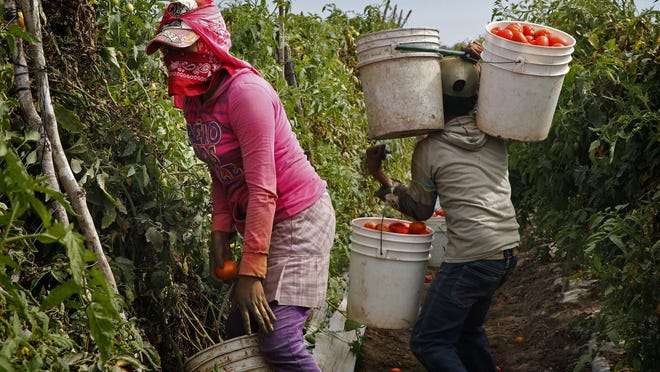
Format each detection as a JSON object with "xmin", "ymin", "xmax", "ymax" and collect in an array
[{"xmin": 146, "ymin": 0, "xmax": 200, "ymax": 55}]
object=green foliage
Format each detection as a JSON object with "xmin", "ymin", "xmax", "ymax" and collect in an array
[
  {"xmin": 4, "ymin": 0, "xmax": 413, "ymax": 369},
  {"xmin": 495, "ymin": 0, "xmax": 659, "ymax": 368},
  {"xmin": 0, "ymin": 138, "xmax": 158, "ymax": 369}
]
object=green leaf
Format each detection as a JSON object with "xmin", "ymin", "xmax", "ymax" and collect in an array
[
  {"xmin": 62, "ymin": 226, "xmax": 87, "ymax": 285},
  {"xmin": 54, "ymin": 104, "xmax": 84, "ymax": 133},
  {"xmin": 41, "ymin": 279, "xmax": 82, "ymax": 310},
  {"xmin": 344, "ymin": 318, "xmax": 364, "ymax": 332},
  {"xmin": 100, "ymin": 46, "xmax": 121, "ymax": 69},
  {"xmin": 609, "ymin": 235, "xmax": 625, "ymax": 250},
  {"xmin": 86, "ymin": 302, "xmax": 117, "ymax": 363},
  {"xmin": 145, "ymin": 226, "xmax": 164, "ymax": 250}
]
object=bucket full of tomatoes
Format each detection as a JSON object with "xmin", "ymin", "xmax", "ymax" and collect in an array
[
  {"xmin": 346, "ymin": 217, "xmax": 433, "ymax": 329},
  {"xmin": 476, "ymin": 21, "xmax": 576, "ymax": 142}
]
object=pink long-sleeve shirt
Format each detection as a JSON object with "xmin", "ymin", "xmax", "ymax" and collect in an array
[{"xmin": 181, "ymin": 68, "xmax": 327, "ymax": 278}]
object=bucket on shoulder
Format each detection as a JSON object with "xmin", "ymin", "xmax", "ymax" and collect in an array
[
  {"xmin": 476, "ymin": 21, "xmax": 576, "ymax": 142},
  {"xmin": 356, "ymin": 28, "xmax": 445, "ymax": 140}
]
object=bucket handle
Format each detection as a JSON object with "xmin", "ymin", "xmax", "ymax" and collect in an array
[{"xmin": 395, "ymin": 43, "xmax": 479, "ymax": 63}]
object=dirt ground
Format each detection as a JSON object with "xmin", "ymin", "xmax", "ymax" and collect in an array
[{"xmin": 354, "ymin": 246, "xmax": 621, "ymax": 372}]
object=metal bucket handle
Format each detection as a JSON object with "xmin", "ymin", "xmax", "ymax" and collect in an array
[{"xmin": 395, "ymin": 43, "xmax": 479, "ymax": 63}]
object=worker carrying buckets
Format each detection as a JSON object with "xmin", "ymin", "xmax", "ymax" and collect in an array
[{"xmin": 351, "ymin": 23, "xmax": 575, "ymax": 332}]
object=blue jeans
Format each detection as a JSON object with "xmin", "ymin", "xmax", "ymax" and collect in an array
[{"xmin": 410, "ymin": 251, "xmax": 518, "ymax": 371}]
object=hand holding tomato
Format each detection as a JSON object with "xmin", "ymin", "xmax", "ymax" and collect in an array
[{"xmin": 215, "ymin": 260, "xmax": 238, "ymax": 281}]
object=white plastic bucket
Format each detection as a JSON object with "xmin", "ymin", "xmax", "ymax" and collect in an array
[
  {"xmin": 425, "ymin": 216, "xmax": 448, "ymax": 267},
  {"xmin": 347, "ymin": 217, "xmax": 433, "ymax": 329},
  {"xmin": 356, "ymin": 28, "xmax": 444, "ymax": 139},
  {"xmin": 184, "ymin": 334, "xmax": 272, "ymax": 372},
  {"xmin": 476, "ymin": 21, "xmax": 576, "ymax": 142}
]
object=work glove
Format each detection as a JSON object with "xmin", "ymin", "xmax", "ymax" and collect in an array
[
  {"xmin": 209, "ymin": 231, "xmax": 235, "ymax": 282},
  {"xmin": 233, "ymin": 275, "xmax": 276, "ymax": 334},
  {"xmin": 464, "ymin": 41, "xmax": 483, "ymax": 62}
]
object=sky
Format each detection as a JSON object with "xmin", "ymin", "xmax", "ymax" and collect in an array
[{"xmin": 284, "ymin": 0, "xmax": 659, "ymax": 46}]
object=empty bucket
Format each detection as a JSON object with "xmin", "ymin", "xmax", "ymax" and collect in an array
[
  {"xmin": 425, "ymin": 216, "xmax": 448, "ymax": 268},
  {"xmin": 356, "ymin": 28, "xmax": 444, "ymax": 139},
  {"xmin": 184, "ymin": 334, "xmax": 272, "ymax": 372},
  {"xmin": 347, "ymin": 217, "xmax": 433, "ymax": 329},
  {"xmin": 476, "ymin": 21, "xmax": 576, "ymax": 142}
]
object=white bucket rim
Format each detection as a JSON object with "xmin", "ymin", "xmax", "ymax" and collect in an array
[
  {"xmin": 356, "ymin": 27, "xmax": 440, "ymax": 44},
  {"xmin": 351, "ymin": 217, "xmax": 435, "ymax": 237},
  {"xmin": 483, "ymin": 40, "xmax": 573, "ymax": 65},
  {"xmin": 481, "ymin": 50, "xmax": 571, "ymax": 76},
  {"xmin": 184, "ymin": 334, "xmax": 268, "ymax": 371}
]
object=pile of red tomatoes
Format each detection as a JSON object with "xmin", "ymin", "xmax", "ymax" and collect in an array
[{"xmin": 490, "ymin": 22, "xmax": 570, "ymax": 47}]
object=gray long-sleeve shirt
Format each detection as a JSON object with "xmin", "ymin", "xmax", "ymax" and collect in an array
[{"xmin": 391, "ymin": 115, "xmax": 520, "ymax": 262}]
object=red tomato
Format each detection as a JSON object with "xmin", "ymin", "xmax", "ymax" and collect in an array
[
  {"xmin": 408, "ymin": 221, "xmax": 428, "ymax": 234},
  {"xmin": 512, "ymin": 30, "xmax": 529, "ymax": 43},
  {"xmin": 434, "ymin": 209, "xmax": 445, "ymax": 217},
  {"xmin": 526, "ymin": 35, "xmax": 534, "ymax": 42},
  {"xmin": 535, "ymin": 28, "xmax": 551, "ymax": 38},
  {"xmin": 505, "ymin": 23, "xmax": 522, "ymax": 33},
  {"xmin": 375, "ymin": 223, "xmax": 390, "ymax": 232},
  {"xmin": 490, "ymin": 26, "xmax": 502, "ymax": 35},
  {"xmin": 389, "ymin": 369, "xmax": 402, "ymax": 372},
  {"xmin": 548, "ymin": 34, "xmax": 569, "ymax": 46},
  {"xmin": 531, "ymin": 35, "xmax": 549, "ymax": 46},
  {"xmin": 363, "ymin": 222, "xmax": 377, "ymax": 230},
  {"xmin": 424, "ymin": 274, "xmax": 433, "ymax": 283},
  {"xmin": 497, "ymin": 29, "xmax": 514, "ymax": 40},
  {"xmin": 522, "ymin": 24, "xmax": 535, "ymax": 36},
  {"xmin": 389, "ymin": 222, "xmax": 410, "ymax": 234},
  {"xmin": 215, "ymin": 260, "xmax": 238, "ymax": 281}
]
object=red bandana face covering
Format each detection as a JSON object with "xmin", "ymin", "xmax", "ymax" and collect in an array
[{"xmin": 164, "ymin": 39, "xmax": 224, "ymax": 97}]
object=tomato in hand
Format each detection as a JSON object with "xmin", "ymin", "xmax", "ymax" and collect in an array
[
  {"xmin": 215, "ymin": 260, "xmax": 238, "ymax": 281},
  {"xmin": 389, "ymin": 222, "xmax": 410, "ymax": 234}
]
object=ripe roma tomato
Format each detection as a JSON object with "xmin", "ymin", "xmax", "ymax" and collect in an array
[
  {"xmin": 363, "ymin": 222, "xmax": 378, "ymax": 230},
  {"xmin": 531, "ymin": 35, "xmax": 550, "ymax": 46},
  {"xmin": 215, "ymin": 260, "xmax": 238, "ymax": 281},
  {"xmin": 375, "ymin": 223, "xmax": 390, "ymax": 232},
  {"xmin": 497, "ymin": 28, "xmax": 514, "ymax": 40},
  {"xmin": 512, "ymin": 30, "xmax": 529, "ymax": 43},
  {"xmin": 388, "ymin": 222, "xmax": 410, "ymax": 234},
  {"xmin": 408, "ymin": 221, "xmax": 428, "ymax": 234},
  {"xmin": 548, "ymin": 34, "xmax": 569, "ymax": 46}
]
